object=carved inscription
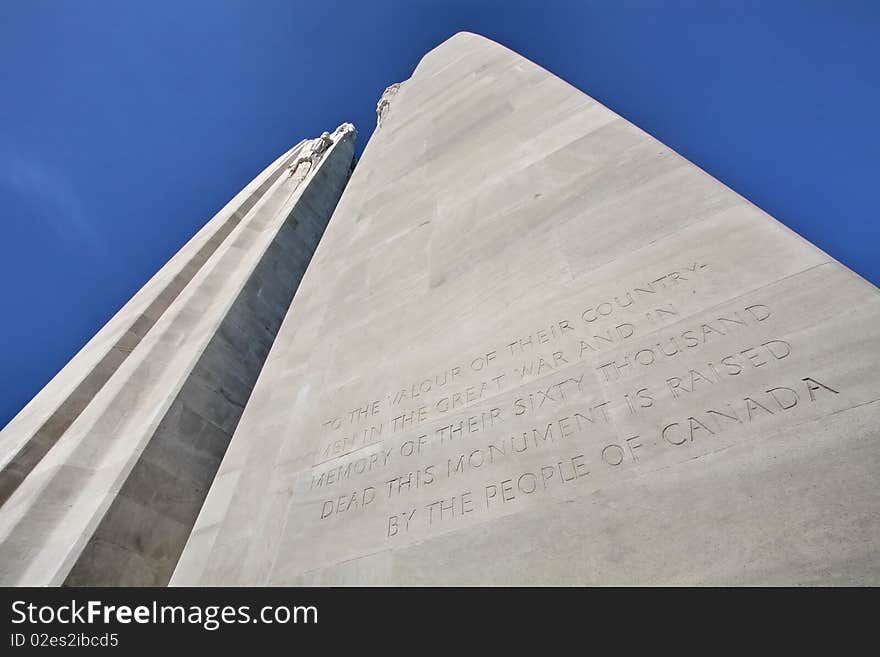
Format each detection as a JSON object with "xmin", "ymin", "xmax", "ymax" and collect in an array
[
  {"xmin": 361, "ymin": 371, "xmax": 842, "ymax": 540},
  {"xmin": 297, "ymin": 259, "xmax": 851, "ymax": 551},
  {"xmin": 317, "ymin": 262, "xmax": 713, "ymax": 460}
]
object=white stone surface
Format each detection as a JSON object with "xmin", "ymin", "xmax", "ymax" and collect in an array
[{"xmin": 172, "ymin": 32, "xmax": 880, "ymax": 586}]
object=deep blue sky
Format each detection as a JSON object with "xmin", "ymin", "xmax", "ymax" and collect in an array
[{"xmin": 1, "ymin": 1, "xmax": 878, "ymax": 429}]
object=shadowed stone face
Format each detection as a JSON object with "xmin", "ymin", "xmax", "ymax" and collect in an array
[{"xmin": 168, "ymin": 32, "xmax": 880, "ymax": 586}]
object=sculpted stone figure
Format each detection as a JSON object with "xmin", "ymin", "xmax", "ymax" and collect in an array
[
  {"xmin": 313, "ymin": 131, "xmax": 334, "ymax": 155},
  {"xmin": 376, "ymin": 81, "xmax": 405, "ymax": 127},
  {"xmin": 333, "ymin": 122, "xmax": 357, "ymax": 141},
  {"xmin": 289, "ymin": 124, "xmax": 355, "ymax": 176}
]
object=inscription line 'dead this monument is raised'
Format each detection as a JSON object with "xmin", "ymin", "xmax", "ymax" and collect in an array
[{"xmin": 2, "ymin": 32, "xmax": 879, "ymax": 586}]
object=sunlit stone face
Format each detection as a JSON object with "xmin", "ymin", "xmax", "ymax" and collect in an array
[{"xmin": 171, "ymin": 32, "xmax": 880, "ymax": 586}]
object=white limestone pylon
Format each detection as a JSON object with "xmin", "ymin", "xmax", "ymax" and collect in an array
[
  {"xmin": 0, "ymin": 126, "xmax": 356, "ymax": 585},
  {"xmin": 172, "ymin": 33, "xmax": 880, "ymax": 586}
]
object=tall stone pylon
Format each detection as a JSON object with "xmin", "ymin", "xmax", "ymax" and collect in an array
[
  {"xmin": 0, "ymin": 124, "xmax": 356, "ymax": 585},
  {"xmin": 171, "ymin": 33, "xmax": 880, "ymax": 586}
]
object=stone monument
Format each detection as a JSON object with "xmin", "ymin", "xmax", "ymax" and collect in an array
[
  {"xmin": 0, "ymin": 125, "xmax": 355, "ymax": 585},
  {"xmin": 2, "ymin": 32, "xmax": 879, "ymax": 585}
]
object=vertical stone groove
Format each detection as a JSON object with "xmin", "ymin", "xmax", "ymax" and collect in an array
[
  {"xmin": 62, "ymin": 136, "xmax": 354, "ymax": 586},
  {"xmin": 0, "ymin": 144, "xmax": 303, "ymax": 508}
]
